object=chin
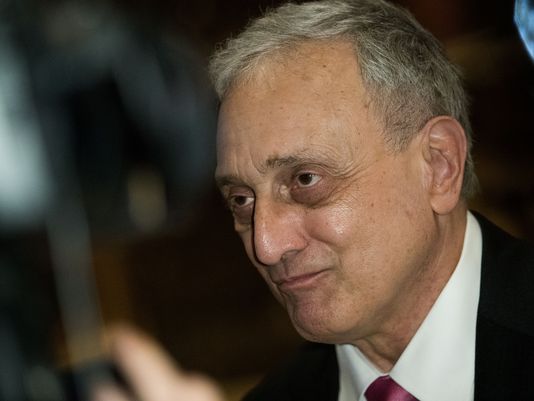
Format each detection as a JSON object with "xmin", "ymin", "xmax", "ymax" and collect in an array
[
  {"xmin": 289, "ymin": 303, "xmax": 356, "ymax": 344},
  {"xmin": 294, "ymin": 322, "xmax": 352, "ymax": 345}
]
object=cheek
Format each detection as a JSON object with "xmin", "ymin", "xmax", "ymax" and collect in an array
[
  {"xmin": 302, "ymin": 189, "xmax": 407, "ymax": 277},
  {"xmin": 304, "ymin": 202, "xmax": 358, "ymax": 247}
]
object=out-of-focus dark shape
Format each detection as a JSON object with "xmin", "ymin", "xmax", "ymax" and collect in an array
[
  {"xmin": 0, "ymin": 4, "xmax": 62, "ymax": 400},
  {"xmin": 1, "ymin": 0, "xmax": 216, "ymax": 399},
  {"xmin": 515, "ymin": 0, "xmax": 534, "ymax": 60},
  {"xmin": 30, "ymin": 0, "xmax": 216, "ymax": 235},
  {"xmin": 0, "ymin": 250, "xmax": 64, "ymax": 401},
  {"xmin": 4, "ymin": 0, "xmax": 214, "ymax": 235}
]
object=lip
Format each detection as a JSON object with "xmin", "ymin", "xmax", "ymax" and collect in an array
[{"xmin": 276, "ymin": 270, "xmax": 328, "ymax": 291}]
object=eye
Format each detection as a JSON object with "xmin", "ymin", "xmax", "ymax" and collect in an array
[
  {"xmin": 230, "ymin": 194, "xmax": 254, "ymax": 208},
  {"xmin": 290, "ymin": 170, "xmax": 332, "ymax": 206},
  {"xmin": 226, "ymin": 190, "xmax": 255, "ymax": 226},
  {"xmin": 295, "ymin": 172, "xmax": 321, "ymax": 187}
]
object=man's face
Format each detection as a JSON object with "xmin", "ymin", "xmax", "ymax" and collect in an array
[{"xmin": 215, "ymin": 41, "xmax": 438, "ymax": 344}]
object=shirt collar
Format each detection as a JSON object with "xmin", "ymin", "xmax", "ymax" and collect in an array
[{"xmin": 337, "ymin": 211, "xmax": 482, "ymax": 401}]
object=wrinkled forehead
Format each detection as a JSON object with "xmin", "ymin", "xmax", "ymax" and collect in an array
[
  {"xmin": 222, "ymin": 39, "xmax": 362, "ymax": 104},
  {"xmin": 214, "ymin": 41, "xmax": 387, "ymax": 184},
  {"xmin": 215, "ymin": 40, "xmax": 375, "ymax": 158}
]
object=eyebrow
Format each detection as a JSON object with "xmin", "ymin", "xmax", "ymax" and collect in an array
[
  {"xmin": 215, "ymin": 152, "xmax": 339, "ymax": 189},
  {"xmin": 264, "ymin": 155, "xmax": 302, "ymax": 169},
  {"xmin": 215, "ymin": 174, "xmax": 241, "ymax": 189}
]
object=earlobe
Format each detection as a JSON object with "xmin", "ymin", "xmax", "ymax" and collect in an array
[{"xmin": 421, "ymin": 116, "xmax": 467, "ymax": 215}]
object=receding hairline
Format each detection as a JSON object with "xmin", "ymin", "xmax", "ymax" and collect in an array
[{"xmin": 220, "ymin": 37, "xmax": 370, "ymax": 103}]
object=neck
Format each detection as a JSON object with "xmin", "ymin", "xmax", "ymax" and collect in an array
[{"xmin": 354, "ymin": 206, "xmax": 468, "ymax": 372}]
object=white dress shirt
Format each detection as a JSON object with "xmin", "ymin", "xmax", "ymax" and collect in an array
[{"xmin": 337, "ymin": 212, "xmax": 482, "ymax": 401}]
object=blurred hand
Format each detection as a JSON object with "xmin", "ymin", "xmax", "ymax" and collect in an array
[{"xmin": 92, "ymin": 325, "xmax": 226, "ymax": 401}]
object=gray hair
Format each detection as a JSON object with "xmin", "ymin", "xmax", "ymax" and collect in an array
[{"xmin": 209, "ymin": 0, "xmax": 478, "ymax": 198}]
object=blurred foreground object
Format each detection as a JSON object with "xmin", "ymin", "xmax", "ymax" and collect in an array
[
  {"xmin": 30, "ymin": 0, "xmax": 216, "ymax": 234},
  {"xmin": 0, "ymin": 0, "xmax": 215, "ymax": 399},
  {"xmin": 0, "ymin": 31, "xmax": 52, "ymax": 230},
  {"xmin": 93, "ymin": 325, "xmax": 225, "ymax": 401},
  {"xmin": 515, "ymin": 0, "xmax": 534, "ymax": 60}
]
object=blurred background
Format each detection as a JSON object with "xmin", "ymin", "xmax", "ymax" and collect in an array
[{"xmin": 0, "ymin": 0, "xmax": 533, "ymax": 400}]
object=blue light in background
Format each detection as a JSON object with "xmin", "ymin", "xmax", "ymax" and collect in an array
[{"xmin": 515, "ymin": 0, "xmax": 534, "ymax": 61}]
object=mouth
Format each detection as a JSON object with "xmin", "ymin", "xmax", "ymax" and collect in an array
[{"xmin": 275, "ymin": 270, "xmax": 329, "ymax": 292}]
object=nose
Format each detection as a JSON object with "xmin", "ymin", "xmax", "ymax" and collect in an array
[{"xmin": 252, "ymin": 200, "xmax": 307, "ymax": 266}]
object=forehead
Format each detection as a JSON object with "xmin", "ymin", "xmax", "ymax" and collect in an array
[{"xmin": 215, "ymin": 40, "xmax": 383, "ymax": 181}]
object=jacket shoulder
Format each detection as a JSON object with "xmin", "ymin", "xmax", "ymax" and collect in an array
[
  {"xmin": 474, "ymin": 214, "xmax": 534, "ymax": 399},
  {"xmin": 476, "ymin": 212, "xmax": 534, "ymax": 334},
  {"xmin": 242, "ymin": 342, "xmax": 338, "ymax": 401}
]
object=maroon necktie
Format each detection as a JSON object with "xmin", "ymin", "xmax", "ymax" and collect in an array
[{"xmin": 365, "ymin": 375, "xmax": 419, "ymax": 401}]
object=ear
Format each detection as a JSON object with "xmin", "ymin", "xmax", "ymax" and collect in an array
[{"xmin": 420, "ymin": 116, "xmax": 467, "ymax": 215}]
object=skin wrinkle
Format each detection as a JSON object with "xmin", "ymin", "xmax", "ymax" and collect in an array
[
  {"xmin": 217, "ymin": 136, "xmax": 369, "ymax": 202},
  {"xmin": 216, "ymin": 40, "xmax": 467, "ymax": 372},
  {"xmin": 219, "ymin": 150, "xmax": 369, "ymax": 223}
]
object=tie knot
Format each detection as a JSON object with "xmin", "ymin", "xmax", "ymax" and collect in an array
[{"xmin": 364, "ymin": 376, "xmax": 418, "ymax": 401}]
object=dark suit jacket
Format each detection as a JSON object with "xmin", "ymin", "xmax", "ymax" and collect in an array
[{"xmin": 243, "ymin": 215, "xmax": 534, "ymax": 401}]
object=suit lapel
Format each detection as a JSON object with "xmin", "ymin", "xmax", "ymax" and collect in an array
[{"xmin": 474, "ymin": 214, "xmax": 534, "ymax": 400}]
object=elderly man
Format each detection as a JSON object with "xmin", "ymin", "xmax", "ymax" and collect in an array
[{"xmin": 97, "ymin": 1, "xmax": 534, "ymax": 401}]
